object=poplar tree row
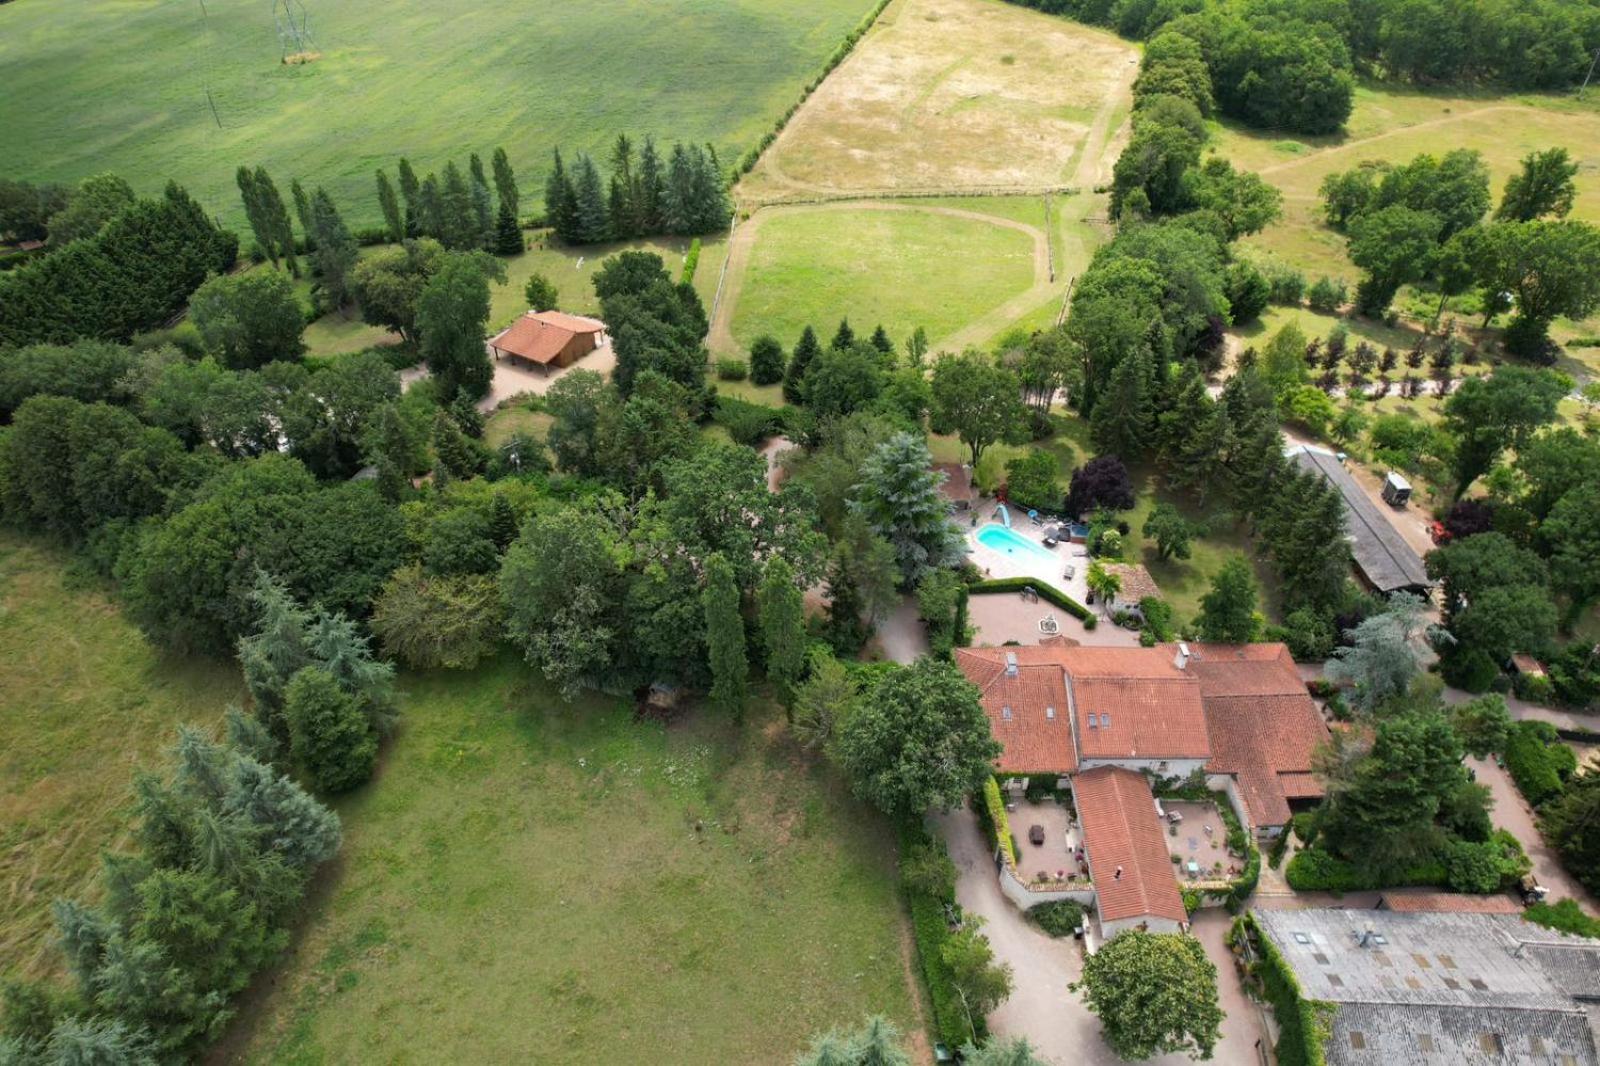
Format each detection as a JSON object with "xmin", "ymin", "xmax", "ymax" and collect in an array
[
  {"xmin": 237, "ymin": 166, "xmax": 361, "ymax": 309},
  {"xmin": 381, "ymin": 147, "xmax": 523, "ymax": 256},
  {"xmin": 546, "ymin": 135, "xmax": 730, "ymax": 246}
]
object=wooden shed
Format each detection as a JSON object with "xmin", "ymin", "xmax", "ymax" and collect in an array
[{"xmin": 487, "ymin": 311, "xmax": 604, "ymax": 373}]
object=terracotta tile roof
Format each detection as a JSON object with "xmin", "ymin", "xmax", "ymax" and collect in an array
[
  {"xmin": 529, "ymin": 310, "xmax": 603, "ymax": 334},
  {"xmin": 1202, "ymin": 692, "xmax": 1329, "ymax": 828},
  {"xmin": 1072, "ymin": 767, "xmax": 1187, "ymax": 925},
  {"xmin": 1072, "ymin": 676, "xmax": 1210, "ymax": 760},
  {"xmin": 1178, "ymin": 642, "xmax": 1304, "ymax": 696},
  {"xmin": 488, "ymin": 311, "xmax": 602, "ymax": 364},
  {"xmin": 1102, "ymin": 562, "xmax": 1160, "ymax": 602},
  {"xmin": 954, "ymin": 647, "xmax": 1076, "ymax": 773},
  {"xmin": 1378, "ymin": 892, "xmax": 1521, "ymax": 914}
]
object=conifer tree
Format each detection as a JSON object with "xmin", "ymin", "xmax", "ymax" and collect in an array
[
  {"xmin": 758, "ymin": 556, "xmax": 806, "ymax": 702},
  {"xmin": 870, "ymin": 324, "xmax": 895, "ymax": 358},
  {"xmin": 572, "ymin": 154, "xmax": 610, "ymax": 244},
  {"xmin": 1090, "ymin": 348, "xmax": 1154, "ymax": 460},
  {"xmin": 416, "ymin": 173, "xmax": 444, "ymax": 241},
  {"xmin": 749, "ymin": 334, "xmax": 786, "ymax": 386},
  {"xmin": 375, "ymin": 169, "xmax": 403, "ymax": 244},
  {"xmin": 703, "ymin": 552, "xmax": 748, "ymax": 718},
  {"xmin": 309, "ymin": 188, "xmax": 359, "ymax": 307},
  {"xmin": 290, "ymin": 179, "xmax": 314, "ymax": 251},
  {"xmin": 830, "ymin": 318, "xmax": 856, "ymax": 351},
  {"xmin": 255, "ymin": 167, "xmax": 298, "ymax": 277},
  {"xmin": 439, "ymin": 161, "xmax": 477, "ymax": 250},
  {"xmin": 1198, "ymin": 556, "xmax": 1259, "ymax": 642},
  {"xmin": 491, "ymin": 146, "xmax": 519, "ymax": 221},
  {"xmin": 849, "ymin": 432, "xmax": 963, "ymax": 587},
  {"xmin": 468, "ymin": 152, "xmax": 488, "ymax": 189},
  {"xmin": 433, "ymin": 408, "xmax": 480, "ymax": 484},
  {"xmin": 470, "ymin": 172, "xmax": 495, "ymax": 249},
  {"xmin": 784, "ymin": 325, "xmax": 822, "ymax": 404},
  {"xmin": 637, "ymin": 137, "xmax": 665, "ymax": 234},
  {"xmin": 396, "ymin": 157, "xmax": 421, "ymax": 236},
  {"xmin": 236, "ymin": 166, "xmax": 277, "ymax": 268},
  {"xmin": 545, "ymin": 149, "xmax": 579, "ymax": 243},
  {"xmin": 493, "ymin": 199, "xmax": 524, "ymax": 254},
  {"xmin": 608, "ymin": 134, "xmax": 638, "ymax": 239}
]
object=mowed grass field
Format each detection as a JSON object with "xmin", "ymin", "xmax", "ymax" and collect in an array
[
  {"xmin": 227, "ymin": 659, "xmax": 917, "ymax": 1064},
  {"xmin": 0, "ymin": 536, "xmax": 242, "ymax": 979},
  {"xmin": 725, "ymin": 203, "xmax": 1037, "ymax": 353},
  {"xmin": 714, "ymin": 193, "xmax": 1107, "ymax": 359},
  {"xmin": 0, "ymin": 0, "xmax": 878, "ymax": 231},
  {"xmin": 740, "ymin": 0, "xmax": 1138, "ymax": 201}
]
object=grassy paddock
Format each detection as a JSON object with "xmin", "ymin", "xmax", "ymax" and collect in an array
[
  {"xmin": 229, "ymin": 659, "xmax": 915, "ymax": 1063},
  {"xmin": 0, "ymin": 535, "xmax": 242, "ymax": 979},
  {"xmin": 0, "ymin": 0, "xmax": 879, "ymax": 232},
  {"xmin": 726, "ymin": 204, "xmax": 1036, "ymax": 354}
]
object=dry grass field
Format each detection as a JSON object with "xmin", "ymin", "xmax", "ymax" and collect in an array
[{"xmin": 739, "ymin": 0, "xmax": 1138, "ymax": 203}]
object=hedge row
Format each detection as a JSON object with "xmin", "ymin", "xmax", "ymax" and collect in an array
[
  {"xmin": 733, "ymin": 0, "xmax": 895, "ymax": 177},
  {"xmin": 899, "ymin": 823, "xmax": 980, "ymax": 1048},
  {"xmin": 982, "ymin": 776, "xmax": 1017, "ymax": 868},
  {"xmin": 1242, "ymin": 913, "xmax": 1334, "ymax": 1066},
  {"xmin": 680, "ymin": 237, "xmax": 702, "ymax": 285},
  {"xmin": 1285, "ymin": 846, "xmax": 1447, "ymax": 892},
  {"xmin": 1505, "ymin": 719, "xmax": 1578, "ymax": 808},
  {"xmin": 968, "ymin": 577, "xmax": 1092, "ymax": 621}
]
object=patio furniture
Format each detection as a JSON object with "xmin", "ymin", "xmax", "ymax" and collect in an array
[
  {"xmin": 1029, "ymin": 824, "xmax": 1045, "ymax": 846},
  {"xmin": 1186, "ymin": 860, "xmax": 1201, "ymax": 877},
  {"xmin": 1038, "ymin": 613, "xmax": 1060, "ymax": 636}
]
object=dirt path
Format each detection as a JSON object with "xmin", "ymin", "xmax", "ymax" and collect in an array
[
  {"xmin": 708, "ymin": 200, "xmax": 1052, "ymax": 354},
  {"xmin": 1071, "ymin": 53, "xmax": 1137, "ymax": 190},
  {"xmin": 1255, "ymin": 105, "xmax": 1538, "ymax": 177}
]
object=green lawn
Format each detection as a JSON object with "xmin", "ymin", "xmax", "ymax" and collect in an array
[
  {"xmin": 230, "ymin": 659, "xmax": 917, "ymax": 1063},
  {"xmin": 0, "ymin": 535, "xmax": 243, "ymax": 979},
  {"xmin": 0, "ymin": 0, "xmax": 878, "ymax": 232},
  {"xmin": 728, "ymin": 204, "xmax": 1038, "ymax": 353}
]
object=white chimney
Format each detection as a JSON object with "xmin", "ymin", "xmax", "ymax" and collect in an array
[
  {"xmin": 1174, "ymin": 642, "xmax": 1191, "ymax": 671},
  {"xmin": 1004, "ymin": 652, "xmax": 1018, "ymax": 678}
]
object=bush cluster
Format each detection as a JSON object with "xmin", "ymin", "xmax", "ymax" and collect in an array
[
  {"xmin": 968, "ymin": 576, "xmax": 1091, "ymax": 621},
  {"xmin": 1029, "ymin": 899, "xmax": 1086, "ymax": 937},
  {"xmin": 1505, "ymin": 719, "xmax": 1578, "ymax": 807},
  {"xmin": 899, "ymin": 823, "xmax": 980, "ymax": 1049}
]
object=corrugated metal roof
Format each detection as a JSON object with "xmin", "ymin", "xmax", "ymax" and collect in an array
[{"xmin": 1288, "ymin": 445, "xmax": 1432, "ymax": 593}]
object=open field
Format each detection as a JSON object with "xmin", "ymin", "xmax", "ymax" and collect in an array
[
  {"xmin": 712, "ymin": 193, "xmax": 1106, "ymax": 357},
  {"xmin": 740, "ymin": 0, "xmax": 1138, "ymax": 202},
  {"xmin": 0, "ymin": 536, "xmax": 242, "ymax": 979},
  {"xmin": 1217, "ymin": 84, "xmax": 1600, "ymax": 357},
  {"xmin": 0, "ymin": 0, "xmax": 878, "ymax": 232},
  {"xmin": 225, "ymin": 659, "xmax": 917, "ymax": 1064}
]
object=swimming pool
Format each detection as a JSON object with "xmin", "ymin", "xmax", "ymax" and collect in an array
[{"xmin": 974, "ymin": 523, "xmax": 1058, "ymax": 563}]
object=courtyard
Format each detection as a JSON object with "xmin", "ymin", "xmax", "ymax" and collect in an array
[
  {"xmin": 1008, "ymin": 798, "xmax": 1088, "ymax": 885},
  {"xmin": 1162, "ymin": 801, "xmax": 1245, "ymax": 884}
]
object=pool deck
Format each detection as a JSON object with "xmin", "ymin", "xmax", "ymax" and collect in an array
[{"xmin": 965, "ymin": 515, "xmax": 1092, "ymax": 607}]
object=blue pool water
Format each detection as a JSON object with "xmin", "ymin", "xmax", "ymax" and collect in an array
[{"xmin": 975, "ymin": 523, "xmax": 1058, "ymax": 563}]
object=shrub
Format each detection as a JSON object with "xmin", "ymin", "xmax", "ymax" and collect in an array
[
  {"xmin": 1290, "ymin": 811, "xmax": 1318, "ymax": 846},
  {"xmin": 1003, "ymin": 449, "xmax": 1061, "ymax": 514},
  {"xmin": 1267, "ymin": 830, "xmax": 1291, "ymax": 869},
  {"xmin": 1285, "ymin": 846, "xmax": 1446, "ymax": 892},
  {"xmin": 1030, "ymin": 899, "xmax": 1086, "ymax": 937},
  {"xmin": 1266, "ymin": 265, "xmax": 1307, "ymax": 306},
  {"xmin": 1306, "ymin": 276, "xmax": 1346, "ymax": 313},
  {"xmin": 680, "ymin": 238, "xmax": 701, "ymax": 285},
  {"xmin": 1524, "ymin": 899, "xmax": 1600, "ymax": 939},
  {"xmin": 748, "ymin": 335, "xmax": 786, "ymax": 386},
  {"xmin": 1505, "ymin": 720, "xmax": 1577, "ymax": 807},
  {"xmin": 900, "ymin": 823, "xmax": 979, "ymax": 1048},
  {"xmin": 1441, "ymin": 647, "xmax": 1500, "ymax": 693},
  {"xmin": 1245, "ymin": 913, "xmax": 1335, "ymax": 1066},
  {"xmin": 715, "ymin": 358, "xmax": 748, "ymax": 381},
  {"xmin": 1443, "ymin": 839, "xmax": 1504, "ymax": 894},
  {"xmin": 711, "ymin": 395, "xmax": 787, "ymax": 446},
  {"xmin": 284, "ymin": 666, "xmax": 378, "ymax": 793}
]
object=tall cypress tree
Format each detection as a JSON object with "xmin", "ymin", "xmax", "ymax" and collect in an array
[
  {"xmin": 290, "ymin": 179, "xmax": 314, "ymax": 249},
  {"xmin": 572, "ymin": 154, "xmax": 610, "ymax": 245},
  {"xmin": 468, "ymin": 152, "xmax": 488, "ymax": 190},
  {"xmin": 758, "ymin": 556, "xmax": 806, "ymax": 704},
  {"xmin": 703, "ymin": 552, "xmax": 748, "ymax": 719},
  {"xmin": 784, "ymin": 325, "xmax": 822, "ymax": 405},
  {"xmin": 416, "ymin": 174, "xmax": 444, "ymax": 241},
  {"xmin": 491, "ymin": 146, "xmax": 519, "ymax": 221},
  {"xmin": 470, "ymin": 171, "xmax": 495, "ymax": 249},
  {"xmin": 396, "ymin": 157, "xmax": 421, "ymax": 236},
  {"xmin": 637, "ymin": 137, "xmax": 665, "ymax": 235},
  {"xmin": 375, "ymin": 169, "xmax": 403, "ymax": 244},
  {"xmin": 545, "ymin": 149, "xmax": 579, "ymax": 244},
  {"xmin": 255, "ymin": 167, "xmax": 298, "ymax": 277},
  {"xmin": 439, "ymin": 161, "xmax": 477, "ymax": 250},
  {"xmin": 309, "ymin": 188, "xmax": 359, "ymax": 308},
  {"xmin": 493, "ymin": 199, "xmax": 524, "ymax": 255},
  {"xmin": 236, "ymin": 166, "xmax": 278, "ymax": 268},
  {"xmin": 1090, "ymin": 347, "xmax": 1155, "ymax": 460},
  {"xmin": 663, "ymin": 143, "xmax": 693, "ymax": 235}
]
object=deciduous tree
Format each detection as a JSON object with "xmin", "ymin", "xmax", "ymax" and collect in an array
[{"xmin": 1071, "ymin": 931, "xmax": 1222, "ymax": 1061}]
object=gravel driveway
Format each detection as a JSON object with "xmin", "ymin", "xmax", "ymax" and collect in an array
[{"xmin": 933, "ymin": 807, "xmax": 1268, "ymax": 1065}]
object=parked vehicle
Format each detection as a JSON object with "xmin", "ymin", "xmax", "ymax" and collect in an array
[{"xmin": 1520, "ymin": 874, "xmax": 1549, "ymax": 904}]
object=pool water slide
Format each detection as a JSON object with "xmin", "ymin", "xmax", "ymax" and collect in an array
[{"xmin": 995, "ymin": 503, "xmax": 1011, "ymax": 528}]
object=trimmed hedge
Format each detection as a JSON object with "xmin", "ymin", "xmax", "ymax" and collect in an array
[
  {"xmin": 1505, "ymin": 719, "xmax": 1578, "ymax": 808},
  {"xmin": 711, "ymin": 394, "xmax": 792, "ymax": 446},
  {"xmin": 899, "ymin": 823, "xmax": 980, "ymax": 1049},
  {"xmin": 982, "ymin": 776, "xmax": 1017, "ymax": 868},
  {"xmin": 680, "ymin": 237, "xmax": 701, "ymax": 285},
  {"xmin": 1030, "ymin": 899, "xmax": 1085, "ymax": 937},
  {"xmin": 1525, "ymin": 899, "xmax": 1600, "ymax": 939},
  {"xmin": 968, "ymin": 577, "xmax": 1092, "ymax": 621},
  {"xmin": 1243, "ymin": 913, "xmax": 1334, "ymax": 1066}
]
